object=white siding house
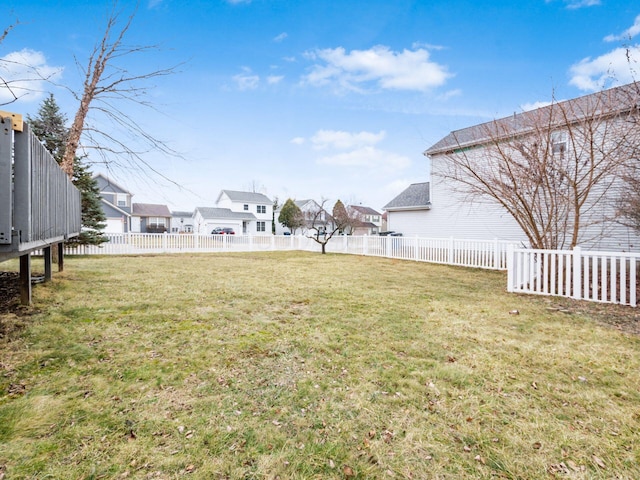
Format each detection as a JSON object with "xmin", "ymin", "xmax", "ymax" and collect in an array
[
  {"xmin": 383, "ymin": 182, "xmax": 432, "ymax": 237},
  {"xmin": 216, "ymin": 190, "xmax": 273, "ymax": 235},
  {"xmin": 193, "ymin": 207, "xmax": 251, "ymax": 235},
  {"xmin": 421, "ymin": 83, "xmax": 640, "ymax": 251}
]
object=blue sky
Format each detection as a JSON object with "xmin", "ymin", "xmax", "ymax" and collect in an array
[{"xmin": 1, "ymin": 0, "xmax": 639, "ymax": 211}]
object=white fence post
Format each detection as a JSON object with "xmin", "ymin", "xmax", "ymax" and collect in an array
[
  {"xmin": 506, "ymin": 244, "xmax": 515, "ymax": 292},
  {"xmin": 572, "ymin": 246, "xmax": 582, "ymax": 300},
  {"xmin": 448, "ymin": 237, "xmax": 454, "ymax": 264}
]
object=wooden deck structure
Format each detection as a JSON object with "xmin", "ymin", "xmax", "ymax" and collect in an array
[{"xmin": 0, "ymin": 111, "xmax": 81, "ymax": 305}]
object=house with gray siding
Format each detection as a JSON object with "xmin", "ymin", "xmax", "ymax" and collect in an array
[
  {"xmin": 132, "ymin": 203, "xmax": 172, "ymax": 233},
  {"xmin": 95, "ymin": 174, "xmax": 132, "ymax": 233}
]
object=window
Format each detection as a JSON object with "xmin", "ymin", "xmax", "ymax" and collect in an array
[
  {"xmin": 244, "ymin": 204, "xmax": 249, "ymax": 211},
  {"xmin": 149, "ymin": 217, "xmax": 166, "ymax": 227},
  {"xmin": 117, "ymin": 194, "xmax": 127, "ymax": 207},
  {"xmin": 551, "ymin": 131, "xmax": 567, "ymax": 156},
  {"xmin": 257, "ymin": 221, "xmax": 266, "ymax": 232},
  {"xmin": 147, "ymin": 217, "xmax": 167, "ymax": 233},
  {"xmin": 257, "ymin": 205, "xmax": 266, "ymax": 214}
]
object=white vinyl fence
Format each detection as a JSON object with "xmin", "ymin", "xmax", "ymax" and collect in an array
[
  {"xmin": 59, "ymin": 233, "xmax": 640, "ymax": 307},
  {"xmin": 507, "ymin": 246, "xmax": 640, "ymax": 307},
  {"xmin": 64, "ymin": 233, "xmax": 516, "ymax": 270}
]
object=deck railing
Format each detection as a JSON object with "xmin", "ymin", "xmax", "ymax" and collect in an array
[{"xmin": 0, "ymin": 115, "xmax": 81, "ymax": 261}]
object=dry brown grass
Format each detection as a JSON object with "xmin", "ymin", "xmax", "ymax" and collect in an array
[{"xmin": 1, "ymin": 251, "xmax": 639, "ymax": 479}]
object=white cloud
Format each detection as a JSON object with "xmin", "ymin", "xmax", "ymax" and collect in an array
[
  {"xmin": 437, "ymin": 89, "xmax": 462, "ymax": 101},
  {"xmin": 604, "ymin": 14, "xmax": 640, "ymax": 42},
  {"xmin": 567, "ymin": 0, "xmax": 600, "ymax": 9},
  {"xmin": 267, "ymin": 75, "xmax": 284, "ymax": 85},
  {"xmin": 311, "ymin": 129, "xmax": 386, "ymax": 150},
  {"xmin": 317, "ymin": 146, "xmax": 410, "ymax": 170},
  {"xmin": 290, "ymin": 137, "xmax": 305, "ymax": 145},
  {"xmin": 0, "ymin": 49, "xmax": 63, "ymax": 104},
  {"xmin": 520, "ymin": 100, "xmax": 554, "ymax": 111},
  {"xmin": 273, "ymin": 32, "xmax": 288, "ymax": 43},
  {"xmin": 302, "ymin": 45, "xmax": 452, "ymax": 93},
  {"xmin": 232, "ymin": 67, "xmax": 259, "ymax": 90},
  {"xmin": 306, "ymin": 129, "xmax": 409, "ymax": 173},
  {"xmin": 569, "ymin": 45, "xmax": 640, "ymax": 91}
]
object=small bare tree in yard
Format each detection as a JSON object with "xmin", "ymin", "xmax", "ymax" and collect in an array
[
  {"xmin": 61, "ymin": 3, "xmax": 180, "ymax": 178},
  {"xmin": 432, "ymin": 83, "xmax": 640, "ymax": 250},
  {"xmin": 306, "ymin": 199, "xmax": 354, "ymax": 254}
]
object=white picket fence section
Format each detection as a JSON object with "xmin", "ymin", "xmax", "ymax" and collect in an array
[
  {"xmin": 507, "ymin": 246, "xmax": 640, "ymax": 307},
  {"xmin": 63, "ymin": 233, "xmax": 516, "ymax": 270},
  {"xmin": 58, "ymin": 233, "xmax": 640, "ymax": 307}
]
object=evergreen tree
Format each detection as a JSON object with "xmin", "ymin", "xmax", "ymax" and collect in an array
[
  {"xmin": 27, "ymin": 94, "xmax": 107, "ymax": 245},
  {"xmin": 71, "ymin": 161, "xmax": 108, "ymax": 245},
  {"xmin": 278, "ymin": 198, "xmax": 305, "ymax": 234},
  {"xmin": 27, "ymin": 93, "xmax": 68, "ymax": 163}
]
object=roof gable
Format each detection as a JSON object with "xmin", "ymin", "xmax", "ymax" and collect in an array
[{"xmin": 94, "ymin": 174, "xmax": 132, "ymax": 195}]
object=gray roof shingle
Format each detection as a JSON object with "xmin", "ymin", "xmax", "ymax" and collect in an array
[
  {"xmin": 383, "ymin": 183, "xmax": 431, "ymax": 210},
  {"xmin": 219, "ymin": 190, "xmax": 273, "ymax": 204},
  {"xmin": 132, "ymin": 203, "xmax": 172, "ymax": 217},
  {"xmin": 425, "ymin": 82, "xmax": 640, "ymax": 156},
  {"xmin": 349, "ymin": 205, "xmax": 381, "ymax": 216},
  {"xmin": 196, "ymin": 207, "xmax": 256, "ymax": 220}
]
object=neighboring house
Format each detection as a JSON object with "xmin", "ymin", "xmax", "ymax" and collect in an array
[
  {"xmin": 383, "ymin": 182, "xmax": 431, "ymax": 236},
  {"xmin": 95, "ymin": 174, "xmax": 132, "ymax": 233},
  {"xmin": 132, "ymin": 203, "xmax": 172, "ymax": 233},
  {"xmin": 215, "ymin": 190, "xmax": 274, "ymax": 235},
  {"xmin": 193, "ymin": 207, "xmax": 254, "ymax": 235},
  {"xmin": 171, "ymin": 211, "xmax": 194, "ymax": 233},
  {"xmin": 422, "ymin": 83, "xmax": 640, "ymax": 251},
  {"xmin": 348, "ymin": 205, "xmax": 383, "ymax": 235}
]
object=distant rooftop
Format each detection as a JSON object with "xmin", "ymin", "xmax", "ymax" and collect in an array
[{"xmin": 132, "ymin": 203, "xmax": 171, "ymax": 217}]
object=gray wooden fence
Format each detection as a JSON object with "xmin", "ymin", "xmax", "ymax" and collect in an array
[{"xmin": 0, "ymin": 112, "xmax": 81, "ymax": 304}]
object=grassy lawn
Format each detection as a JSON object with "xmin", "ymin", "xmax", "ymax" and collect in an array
[{"xmin": 1, "ymin": 251, "xmax": 639, "ymax": 479}]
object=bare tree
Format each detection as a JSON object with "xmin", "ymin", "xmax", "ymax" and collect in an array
[
  {"xmin": 431, "ymin": 83, "xmax": 640, "ymax": 250},
  {"xmin": 61, "ymin": 3, "xmax": 180, "ymax": 178},
  {"xmin": 306, "ymin": 199, "xmax": 356, "ymax": 254}
]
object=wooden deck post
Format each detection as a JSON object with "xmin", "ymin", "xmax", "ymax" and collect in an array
[
  {"xmin": 44, "ymin": 246, "xmax": 52, "ymax": 281},
  {"xmin": 19, "ymin": 253, "xmax": 32, "ymax": 305},
  {"xmin": 58, "ymin": 243, "xmax": 65, "ymax": 272}
]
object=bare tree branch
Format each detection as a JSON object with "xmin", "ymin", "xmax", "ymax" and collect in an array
[
  {"xmin": 61, "ymin": 2, "xmax": 184, "ymax": 185},
  {"xmin": 433, "ymin": 83, "xmax": 640, "ymax": 249}
]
